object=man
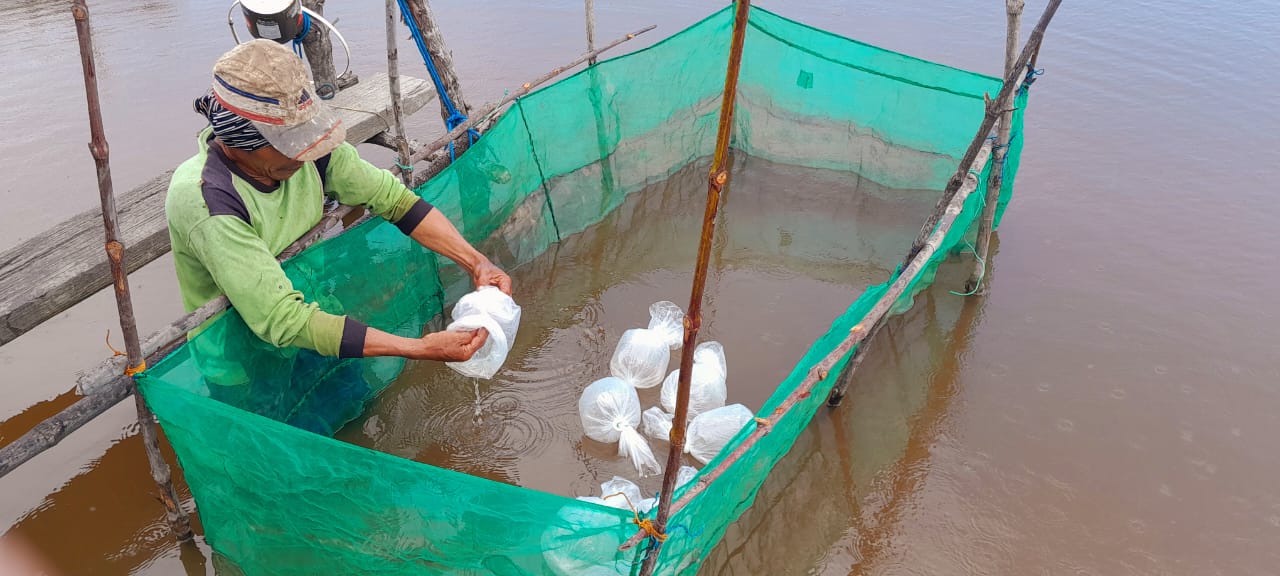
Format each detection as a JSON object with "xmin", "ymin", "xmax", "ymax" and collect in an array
[{"xmin": 166, "ymin": 40, "xmax": 510, "ymax": 372}]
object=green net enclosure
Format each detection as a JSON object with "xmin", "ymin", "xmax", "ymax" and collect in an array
[{"xmin": 139, "ymin": 5, "xmax": 1029, "ymax": 574}]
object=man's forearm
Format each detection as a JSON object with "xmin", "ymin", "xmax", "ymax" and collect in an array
[
  {"xmin": 362, "ymin": 327, "xmax": 426, "ymax": 358},
  {"xmin": 363, "ymin": 325, "xmax": 489, "ymax": 361},
  {"xmin": 408, "ymin": 209, "xmax": 488, "ymax": 273}
]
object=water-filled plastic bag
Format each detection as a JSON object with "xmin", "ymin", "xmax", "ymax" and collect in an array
[
  {"xmin": 578, "ymin": 377, "xmax": 661, "ymax": 476},
  {"xmin": 686, "ymin": 404, "xmax": 754, "ymax": 465},
  {"xmin": 659, "ymin": 341, "xmax": 727, "ymax": 418},
  {"xmin": 445, "ymin": 287, "xmax": 521, "ymax": 379}
]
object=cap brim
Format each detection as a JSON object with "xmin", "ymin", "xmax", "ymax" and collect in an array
[{"xmin": 252, "ymin": 104, "xmax": 345, "ymax": 162}]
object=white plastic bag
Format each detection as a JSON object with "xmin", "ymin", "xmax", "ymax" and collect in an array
[
  {"xmin": 593, "ymin": 476, "xmax": 655, "ymax": 513},
  {"xmin": 676, "ymin": 465, "xmax": 698, "ymax": 490},
  {"xmin": 445, "ymin": 286, "xmax": 521, "ymax": 379},
  {"xmin": 647, "ymin": 301, "xmax": 685, "ymax": 350},
  {"xmin": 641, "ymin": 407, "xmax": 673, "ymax": 442},
  {"xmin": 659, "ymin": 341, "xmax": 728, "ymax": 417},
  {"xmin": 609, "ymin": 329, "xmax": 669, "ymax": 389},
  {"xmin": 685, "ymin": 403, "xmax": 754, "ymax": 465},
  {"xmin": 578, "ymin": 377, "xmax": 661, "ymax": 476},
  {"xmin": 607, "ymin": 301, "xmax": 685, "ymax": 388},
  {"xmin": 542, "ymin": 504, "xmax": 624, "ymax": 576}
]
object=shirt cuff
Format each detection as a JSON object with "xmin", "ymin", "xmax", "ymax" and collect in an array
[
  {"xmin": 339, "ymin": 317, "xmax": 368, "ymax": 359},
  {"xmin": 394, "ymin": 198, "xmax": 435, "ymax": 235}
]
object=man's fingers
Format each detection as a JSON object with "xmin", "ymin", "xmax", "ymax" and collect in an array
[{"xmin": 468, "ymin": 328, "xmax": 489, "ymax": 349}]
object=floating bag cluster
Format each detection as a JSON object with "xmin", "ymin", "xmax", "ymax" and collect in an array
[
  {"xmin": 445, "ymin": 286, "xmax": 522, "ymax": 379},
  {"xmin": 582, "ymin": 300, "xmax": 750, "ymax": 479}
]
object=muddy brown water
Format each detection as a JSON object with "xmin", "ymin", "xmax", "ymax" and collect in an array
[{"xmin": 3, "ymin": 0, "xmax": 1280, "ymax": 574}]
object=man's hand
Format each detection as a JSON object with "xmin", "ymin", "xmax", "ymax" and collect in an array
[
  {"xmin": 471, "ymin": 260, "xmax": 513, "ymax": 295},
  {"xmin": 414, "ymin": 328, "xmax": 489, "ymax": 361}
]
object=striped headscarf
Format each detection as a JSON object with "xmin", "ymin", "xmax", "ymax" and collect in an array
[{"xmin": 194, "ymin": 91, "xmax": 270, "ymax": 151}]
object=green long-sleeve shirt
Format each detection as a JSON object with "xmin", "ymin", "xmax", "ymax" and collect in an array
[{"xmin": 166, "ymin": 128, "xmax": 432, "ymax": 359}]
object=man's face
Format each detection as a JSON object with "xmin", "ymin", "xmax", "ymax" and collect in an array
[{"xmin": 251, "ymin": 145, "xmax": 306, "ymax": 181}]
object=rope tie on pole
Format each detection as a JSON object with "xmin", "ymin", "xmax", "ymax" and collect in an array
[
  {"xmin": 604, "ymin": 492, "xmax": 669, "ymax": 543},
  {"xmin": 395, "ymin": 0, "xmax": 481, "ymax": 159},
  {"xmin": 105, "ymin": 331, "xmax": 147, "ymax": 376},
  {"xmin": 291, "ymin": 13, "xmax": 313, "ymax": 58}
]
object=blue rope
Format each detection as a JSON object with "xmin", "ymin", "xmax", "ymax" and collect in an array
[
  {"xmin": 396, "ymin": 0, "xmax": 481, "ymax": 152},
  {"xmin": 992, "ymin": 131, "xmax": 1019, "ymax": 155},
  {"xmin": 1024, "ymin": 65, "xmax": 1045, "ymax": 87},
  {"xmin": 291, "ymin": 13, "xmax": 312, "ymax": 58}
]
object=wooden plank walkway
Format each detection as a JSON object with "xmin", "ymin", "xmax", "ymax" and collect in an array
[{"xmin": 0, "ymin": 73, "xmax": 435, "ymax": 346}]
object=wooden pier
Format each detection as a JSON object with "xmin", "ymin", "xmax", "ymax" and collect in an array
[{"xmin": 0, "ymin": 73, "xmax": 435, "ymax": 347}]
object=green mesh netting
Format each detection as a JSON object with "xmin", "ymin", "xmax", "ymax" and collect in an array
[{"xmin": 140, "ymin": 5, "xmax": 1029, "ymax": 574}]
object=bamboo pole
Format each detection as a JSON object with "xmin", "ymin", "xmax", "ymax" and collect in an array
[
  {"xmin": 637, "ymin": 2, "xmax": 750, "ymax": 573},
  {"xmin": 585, "ymin": 0, "xmax": 597, "ymax": 65},
  {"xmin": 621, "ymin": 120, "xmax": 1000, "ymax": 554},
  {"xmin": 386, "ymin": 0, "xmax": 414, "ymax": 187},
  {"xmin": 965, "ymin": 0, "xmax": 1024, "ymax": 294},
  {"xmin": 0, "ymin": 25, "xmax": 657, "ymax": 480},
  {"xmin": 904, "ymin": 0, "xmax": 1061, "ymax": 267},
  {"xmin": 69, "ymin": 0, "xmax": 192, "ymax": 541}
]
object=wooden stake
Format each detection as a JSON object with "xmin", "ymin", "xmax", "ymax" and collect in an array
[
  {"xmin": 300, "ymin": 0, "xmax": 339, "ymax": 99},
  {"xmin": 403, "ymin": 0, "xmax": 473, "ymax": 128},
  {"xmin": 826, "ymin": 320, "xmax": 885, "ymax": 406},
  {"xmin": 904, "ymin": 0, "xmax": 1060, "ymax": 267},
  {"xmin": 386, "ymin": 0, "xmax": 414, "ymax": 187},
  {"xmin": 70, "ymin": 0, "xmax": 192, "ymax": 541},
  {"xmin": 966, "ymin": 0, "xmax": 1024, "ymax": 294},
  {"xmin": 637, "ymin": 2, "xmax": 750, "ymax": 573},
  {"xmin": 585, "ymin": 0, "xmax": 597, "ymax": 65}
]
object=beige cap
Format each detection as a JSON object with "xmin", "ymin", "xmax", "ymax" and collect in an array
[{"xmin": 211, "ymin": 39, "xmax": 345, "ymax": 161}]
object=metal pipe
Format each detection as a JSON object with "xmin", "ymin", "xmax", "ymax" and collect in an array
[
  {"xmin": 71, "ymin": 0, "xmax": 193, "ymax": 541},
  {"xmin": 637, "ymin": 2, "xmax": 751, "ymax": 573}
]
